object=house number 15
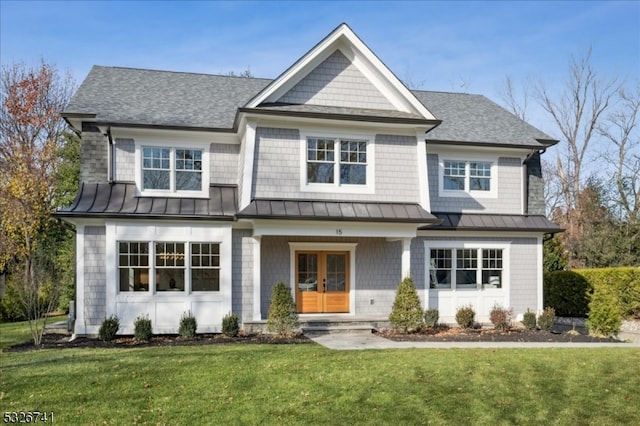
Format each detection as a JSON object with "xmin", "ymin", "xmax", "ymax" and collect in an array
[{"xmin": 336, "ymin": 229, "xmax": 343, "ymax": 235}]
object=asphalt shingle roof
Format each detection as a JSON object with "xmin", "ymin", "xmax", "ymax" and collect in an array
[
  {"xmin": 413, "ymin": 91, "xmax": 556, "ymax": 148},
  {"xmin": 64, "ymin": 66, "xmax": 557, "ymax": 147}
]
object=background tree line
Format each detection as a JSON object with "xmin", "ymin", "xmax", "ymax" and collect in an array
[
  {"xmin": 0, "ymin": 61, "xmax": 79, "ymax": 343},
  {"xmin": 500, "ymin": 49, "xmax": 639, "ymax": 270}
]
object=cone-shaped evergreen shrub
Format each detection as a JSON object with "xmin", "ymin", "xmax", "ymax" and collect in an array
[
  {"xmin": 389, "ymin": 277, "xmax": 424, "ymax": 333},
  {"xmin": 267, "ymin": 281, "xmax": 299, "ymax": 335}
]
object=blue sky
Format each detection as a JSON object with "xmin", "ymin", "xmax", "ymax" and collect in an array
[{"xmin": 1, "ymin": 0, "xmax": 639, "ymax": 134}]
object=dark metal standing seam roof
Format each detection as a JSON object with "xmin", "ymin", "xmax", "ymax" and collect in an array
[
  {"xmin": 423, "ymin": 212, "xmax": 563, "ymax": 233},
  {"xmin": 55, "ymin": 183, "xmax": 237, "ymax": 220},
  {"xmin": 237, "ymin": 199, "xmax": 439, "ymax": 223}
]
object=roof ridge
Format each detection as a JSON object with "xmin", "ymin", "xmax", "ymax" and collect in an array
[{"xmin": 91, "ymin": 65, "xmax": 274, "ymax": 82}]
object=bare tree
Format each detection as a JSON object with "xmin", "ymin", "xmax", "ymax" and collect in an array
[
  {"xmin": 0, "ymin": 61, "xmax": 75, "ymax": 345},
  {"xmin": 535, "ymin": 48, "xmax": 618, "ymax": 264},
  {"xmin": 499, "ymin": 75, "xmax": 531, "ymax": 121},
  {"xmin": 597, "ymin": 82, "xmax": 640, "ymax": 224}
]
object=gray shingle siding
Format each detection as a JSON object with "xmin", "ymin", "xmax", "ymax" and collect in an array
[
  {"xmin": 83, "ymin": 226, "xmax": 106, "ymax": 326},
  {"xmin": 211, "ymin": 143, "xmax": 240, "ymax": 185},
  {"xmin": 427, "ymin": 153, "xmax": 522, "ymax": 214},
  {"xmin": 114, "ymin": 138, "xmax": 135, "ymax": 182},
  {"xmin": 252, "ymin": 128, "xmax": 420, "ymax": 203},
  {"xmin": 80, "ymin": 130, "xmax": 108, "ymax": 183},
  {"xmin": 278, "ymin": 50, "xmax": 394, "ymax": 110}
]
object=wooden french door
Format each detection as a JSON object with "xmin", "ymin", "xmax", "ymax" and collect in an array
[{"xmin": 296, "ymin": 251, "xmax": 349, "ymax": 313}]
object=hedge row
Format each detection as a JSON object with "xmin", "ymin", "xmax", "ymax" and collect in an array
[{"xmin": 544, "ymin": 267, "xmax": 640, "ymax": 335}]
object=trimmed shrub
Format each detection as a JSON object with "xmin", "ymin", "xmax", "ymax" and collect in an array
[
  {"xmin": 178, "ymin": 311, "xmax": 197, "ymax": 339},
  {"xmin": 579, "ymin": 268, "xmax": 640, "ymax": 320},
  {"xmin": 586, "ymin": 291, "xmax": 622, "ymax": 337},
  {"xmin": 537, "ymin": 307, "xmax": 555, "ymax": 331},
  {"xmin": 222, "ymin": 312, "xmax": 239, "ymax": 337},
  {"xmin": 424, "ymin": 308, "xmax": 439, "ymax": 328},
  {"xmin": 98, "ymin": 315, "xmax": 120, "ymax": 342},
  {"xmin": 543, "ymin": 271, "xmax": 590, "ymax": 317},
  {"xmin": 267, "ymin": 281, "xmax": 299, "ymax": 335},
  {"xmin": 389, "ymin": 277, "xmax": 424, "ymax": 333},
  {"xmin": 455, "ymin": 305, "xmax": 475, "ymax": 329},
  {"xmin": 522, "ymin": 309, "xmax": 537, "ymax": 330},
  {"xmin": 489, "ymin": 305, "xmax": 513, "ymax": 331},
  {"xmin": 134, "ymin": 315, "xmax": 152, "ymax": 341}
]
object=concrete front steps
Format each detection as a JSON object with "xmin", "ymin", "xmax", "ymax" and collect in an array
[{"xmin": 244, "ymin": 316, "xmax": 389, "ymax": 335}]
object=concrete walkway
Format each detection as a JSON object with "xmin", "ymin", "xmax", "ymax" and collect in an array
[{"xmin": 307, "ymin": 332, "xmax": 640, "ymax": 350}]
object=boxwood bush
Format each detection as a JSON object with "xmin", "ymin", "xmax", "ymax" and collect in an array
[
  {"xmin": 543, "ymin": 271, "xmax": 590, "ymax": 317},
  {"xmin": 389, "ymin": 277, "xmax": 424, "ymax": 333}
]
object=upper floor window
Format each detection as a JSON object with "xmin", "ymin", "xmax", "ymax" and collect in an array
[
  {"xmin": 135, "ymin": 140, "xmax": 210, "ymax": 197},
  {"xmin": 440, "ymin": 158, "xmax": 496, "ymax": 197},
  {"xmin": 142, "ymin": 147, "xmax": 203, "ymax": 192},
  {"xmin": 302, "ymin": 133, "xmax": 374, "ymax": 194}
]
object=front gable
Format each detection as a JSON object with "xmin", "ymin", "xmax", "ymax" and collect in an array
[{"xmin": 245, "ymin": 23, "xmax": 437, "ymax": 122}]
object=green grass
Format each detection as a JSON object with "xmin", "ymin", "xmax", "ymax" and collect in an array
[
  {"xmin": 2, "ymin": 342, "xmax": 639, "ymax": 425},
  {"xmin": 0, "ymin": 316, "xmax": 66, "ymax": 350}
]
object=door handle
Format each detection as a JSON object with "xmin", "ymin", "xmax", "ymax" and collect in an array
[{"xmin": 322, "ymin": 278, "xmax": 326, "ymax": 293}]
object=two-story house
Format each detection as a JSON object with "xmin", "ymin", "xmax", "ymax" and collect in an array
[{"xmin": 57, "ymin": 24, "xmax": 561, "ymax": 335}]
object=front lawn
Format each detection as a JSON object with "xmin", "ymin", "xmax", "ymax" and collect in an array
[
  {"xmin": 2, "ymin": 343, "xmax": 638, "ymax": 425},
  {"xmin": 0, "ymin": 316, "xmax": 66, "ymax": 350}
]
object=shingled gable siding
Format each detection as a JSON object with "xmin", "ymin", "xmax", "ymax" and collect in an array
[
  {"xmin": 210, "ymin": 143, "xmax": 240, "ymax": 185},
  {"xmin": 83, "ymin": 226, "xmax": 106, "ymax": 326},
  {"xmin": 259, "ymin": 236, "xmax": 403, "ymax": 318},
  {"xmin": 232, "ymin": 229, "xmax": 254, "ymax": 322},
  {"xmin": 525, "ymin": 152, "xmax": 545, "ymax": 215},
  {"xmin": 80, "ymin": 129, "xmax": 109, "ymax": 183},
  {"xmin": 427, "ymin": 153, "xmax": 522, "ymax": 214},
  {"xmin": 252, "ymin": 128, "xmax": 420, "ymax": 202},
  {"xmin": 278, "ymin": 50, "xmax": 394, "ymax": 110},
  {"xmin": 114, "ymin": 138, "xmax": 135, "ymax": 182}
]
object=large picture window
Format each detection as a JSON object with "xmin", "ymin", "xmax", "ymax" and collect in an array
[
  {"xmin": 442, "ymin": 160, "xmax": 493, "ymax": 194},
  {"xmin": 429, "ymin": 248, "xmax": 504, "ymax": 289},
  {"xmin": 117, "ymin": 241, "xmax": 221, "ymax": 293},
  {"xmin": 142, "ymin": 146, "xmax": 203, "ymax": 193},
  {"xmin": 307, "ymin": 137, "xmax": 368, "ymax": 186}
]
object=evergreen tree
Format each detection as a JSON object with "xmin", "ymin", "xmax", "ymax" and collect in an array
[
  {"xmin": 267, "ymin": 281, "xmax": 298, "ymax": 335},
  {"xmin": 389, "ymin": 277, "xmax": 424, "ymax": 333}
]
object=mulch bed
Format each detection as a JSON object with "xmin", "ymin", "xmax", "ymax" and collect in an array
[
  {"xmin": 377, "ymin": 326, "xmax": 623, "ymax": 343},
  {"xmin": 6, "ymin": 332, "xmax": 313, "ymax": 352}
]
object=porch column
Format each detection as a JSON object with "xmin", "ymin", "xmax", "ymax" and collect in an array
[
  {"xmin": 401, "ymin": 238, "xmax": 411, "ymax": 279},
  {"xmin": 252, "ymin": 236, "xmax": 262, "ymax": 321}
]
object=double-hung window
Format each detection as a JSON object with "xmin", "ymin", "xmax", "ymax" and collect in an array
[
  {"xmin": 429, "ymin": 247, "xmax": 504, "ymax": 289},
  {"xmin": 304, "ymin": 134, "xmax": 372, "ymax": 192},
  {"xmin": 143, "ymin": 147, "xmax": 202, "ymax": 192},
  {"xmin": 442, "ymin": 159, "xmax": 494, "ymax": 195},
  {"xmin": 140, "ymin": 146, "xmax": 206, "ymax": 195}
]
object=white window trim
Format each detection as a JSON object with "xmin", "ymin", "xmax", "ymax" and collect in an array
[
  {"xmin": 438, "ymin": 155, "xmax": 498, "ymax": 199},
  {"xmin": 116, "ymin": 240, "xmax": 223, "ymax": 295},
  {"xmin": 424, "ymin": 241, "xmax": 510, "ymax": 291},
  {"xmin": 134, "ymin": 139, "xmax": 210, "ymax": 198},
  {"xmin": 299, "ymin": 130, "xmax": 375, "ymax": 194}
]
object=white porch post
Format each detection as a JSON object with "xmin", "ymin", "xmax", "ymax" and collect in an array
[
  {"xmin": 252, "ymin": 236, "xmax": 262, "ymax": 321},
  {"xmin": 401, "ymin": 238, "xmax": 412, "ymax": 279},
  {"xmin": 75, "ymin": 224, "xmax": 86, "ymax": 335}
]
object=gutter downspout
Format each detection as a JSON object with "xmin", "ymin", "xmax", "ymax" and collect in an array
[{"xmin": 106, "ymin": 127, "xmax": 114, "ymax": 184}]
